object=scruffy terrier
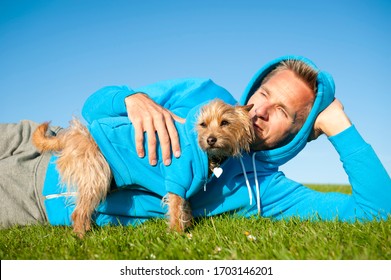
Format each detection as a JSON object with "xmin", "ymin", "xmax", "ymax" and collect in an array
[
  {"xmin": 167, "ymin": 99, "xmax": 255, "ymax": 232},
  {"xmin": 32, "ymin": 99, "xmax": 254, "ymax": 237}
]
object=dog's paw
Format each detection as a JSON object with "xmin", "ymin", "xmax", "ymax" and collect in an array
[{"xmin": 167, "ymin": 194, "xmax": 193, "ymax": 233}]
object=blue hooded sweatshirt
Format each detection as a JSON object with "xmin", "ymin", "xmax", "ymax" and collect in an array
[{"xmin": 42, "ymin": 55, "xmax": 391, "ymax": 226}]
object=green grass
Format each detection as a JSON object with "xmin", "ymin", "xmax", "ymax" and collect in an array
[
  {"xmin": 305, "ymin": 184, "xmax": 352, "ymax": 194},
  {"xmin": 1, "ymin": 185, "xmax": 390, "ymax": 260}
]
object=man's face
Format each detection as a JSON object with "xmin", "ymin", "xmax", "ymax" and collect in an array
[{"xmin": 247, "ymin": 69, "xmax": 314, "ymax": 150}]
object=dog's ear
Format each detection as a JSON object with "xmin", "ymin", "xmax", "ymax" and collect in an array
[{"xmin": 237, "ymin": 104, "xmax": 254, "ymax": 112}]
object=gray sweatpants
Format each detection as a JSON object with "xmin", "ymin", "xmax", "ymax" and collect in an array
[{"xmin": 0, "ymin": 120, "xmax": 62, "ymax": 228}]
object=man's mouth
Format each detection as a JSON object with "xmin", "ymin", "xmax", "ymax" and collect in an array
[{"xmin": 253, "ymin": 121, "xmax": 263, "ymax": 132}]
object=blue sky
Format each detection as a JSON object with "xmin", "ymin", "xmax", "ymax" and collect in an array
[{"xmin": 1, "ymin": 0, "xmax": 390, "ymax": 184}]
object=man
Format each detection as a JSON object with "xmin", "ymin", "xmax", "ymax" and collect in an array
[
  {"xmin": 1, "ymin": 55, "xmax": 390, "ymax": 228},
  {"xmin": 82, "ymin": 55, "xmax": 390, "ymax": 225}
]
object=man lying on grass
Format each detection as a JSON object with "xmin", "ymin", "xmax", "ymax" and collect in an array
[{"xmin": 1, "ymin": 55, "xmax": 390, "ymax": 230}]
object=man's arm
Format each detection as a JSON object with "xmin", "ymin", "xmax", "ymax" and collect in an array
[
  {"xmin": 310, "ymin": 98, "xmax": 352, "ymax": 139},
  {"xmin": 125, "ymin": 93, "xmax": 184, "ymax": 166},
  {"xmin": 82, "ymin": 85, "xmax": 135, "ymax": 123},
  {"xmin": 82, "ymin": 84, "xmax": 183, "ymax": 166},
  {"xmin": 123, "ymin": 78, "xmax": 237, "ymax": 167},
  {"xmin": 83, "ymin": 78, "xmax": 237, "ymax": 167},
  {"xmin": 308, "ymin": 98, "xmax": 391, "ymax": 219}
]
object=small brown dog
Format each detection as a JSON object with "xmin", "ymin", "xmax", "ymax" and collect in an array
[
  {"xmin": 167, "ymin": 99, "xmax": 255, "ymax": 232},
  {"xmin": 32, "ymin": 99, "xmax": 254, "ymax": 237}
]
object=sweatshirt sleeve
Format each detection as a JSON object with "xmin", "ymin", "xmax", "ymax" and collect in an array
[
  {"xmin": 82, "ymin": 78, "xmax": 237, "ymax": 124},
  {"xmin": 82, "ymin": 85, "xmax": 136, "ymax": 124},
  {"xmin": 133, "ymin": 78, "xmax": 238, "ymax": 118},
  {"xmin": 328, "ymin": 125, "xmax": 391, "ymax": 217},
  {"xmin": 163, "ymin": 154, "xmax": 193, "ymax": 199}
]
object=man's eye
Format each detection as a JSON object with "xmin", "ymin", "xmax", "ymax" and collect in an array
[
  {"xmin": 220, "ymin": 120, "xmax": 229, "ymax": 126},
  {"xmin": 258, "ymin": 88, "xmax": 268, "ymax": 97},
  {"xmin": 277, "ymin": 108, "xmax": 288, "ymax": 118}
]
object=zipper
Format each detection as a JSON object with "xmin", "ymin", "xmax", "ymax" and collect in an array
[{"xmin": 45, "ymin": 192, "xmax": 77, "ymax": 199}]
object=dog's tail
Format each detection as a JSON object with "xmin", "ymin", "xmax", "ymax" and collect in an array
[{"xmin": 32, "ymin": 122, "xmax": 64, "ymax": 152}]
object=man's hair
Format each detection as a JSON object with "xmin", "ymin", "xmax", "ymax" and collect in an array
[
  {"xmin": 262, "ymin": 59, "xmax": 318, "ymax": 93},
  {"xmin": 262, "ymin": 59, "xmax": 319, "ymax": 147}
]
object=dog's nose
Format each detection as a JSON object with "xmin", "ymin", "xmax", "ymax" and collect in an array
[{"xmin": 207, "ymin": 136, "xmax": 217, "ymax": 146}]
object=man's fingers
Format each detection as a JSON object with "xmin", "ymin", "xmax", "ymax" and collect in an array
[
  {"xmin": 169, "ymin": 112, "xmax": 184, "ymax": 158},
  {"xmin": 125, "ymin": 93, "xmax": 182, "ymax": 166},
  {"xmin": 155, "ymin": 111, "xmax": 174, "ymax": 166},
  {"xmin": 133, "ymin": 119, "xmax": 145, "ymax": 158},
  {"xmin": 165, "ymin": 114, "xmax": 181, "ymax": 159},
  {"xmin": 146, "ymin": 126, "xmax": 158, "ymax": 166},
  {"xmin": 171, "ymin": 112, "xmax": 185, "ymax": 124}
]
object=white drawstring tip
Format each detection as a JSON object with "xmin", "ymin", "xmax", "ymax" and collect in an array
[
  {"xmin": 239, "ymin": 158, "xmax": 253, "ymax": 205},
  {"xmin": 240, "ymin": 154, "xmax": 262, "ymax": 215},
  {"xmin": 252, "ymin": 152, "xmax": 261, "ymax": 216}
]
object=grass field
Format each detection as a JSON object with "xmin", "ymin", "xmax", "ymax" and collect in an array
[{"xmin": 1, "ymin": 185, "xmax": 390, "ymax": 260}]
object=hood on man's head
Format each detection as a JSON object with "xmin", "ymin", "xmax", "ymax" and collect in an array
[{"xmin": 239, "ymin": 55, "xmax": 335, "ymax": 168}]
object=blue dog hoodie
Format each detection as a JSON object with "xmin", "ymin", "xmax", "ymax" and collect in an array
[{"xmin": 88, "ymin": 106, "xmax": 211, "ymax": 199}]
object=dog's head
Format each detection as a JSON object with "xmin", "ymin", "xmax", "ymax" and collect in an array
[{"xmin": 196, "ymin": 99, "xmax": 255, "ymax": 158}]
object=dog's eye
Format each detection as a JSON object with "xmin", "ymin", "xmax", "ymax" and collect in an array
[
  {"xmin": 220, "ymin": 120, "xmax": 229, "ymax": 126},
  {"xmin": 199, "ymin": 122, "xmax": 207, "ymax": 128}
]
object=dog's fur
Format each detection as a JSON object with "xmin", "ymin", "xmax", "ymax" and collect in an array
[
  {"xmin": 196, "ymin": 100, "xmax": 254, "ymax": 174},
  {"xmin": 32, "ymin": 99, "xmax": 254, "ymax": 237},
  {"xmin": 32, "ymin": 119, "xmax": 111, "ymax": 236}
]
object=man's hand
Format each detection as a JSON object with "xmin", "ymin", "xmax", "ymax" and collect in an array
[
  {"xmin": 309, "ymin": 98, "xmax": 352, "ymax": 141},
  {"xmin": 125, "ymin": 93, "xmax": 184, "ymax": 166}
]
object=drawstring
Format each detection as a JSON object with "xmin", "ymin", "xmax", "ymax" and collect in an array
[
  {"xmin": 252, "ymin": 152, "xmax": 261, "ymax": 215},
  {"xmin": 239, "ymin": 153, "xmax": 261, "ymax": 215},
  {"xmin": 239, "ymin": 157, "xmax": 253, "ymax": 206}
]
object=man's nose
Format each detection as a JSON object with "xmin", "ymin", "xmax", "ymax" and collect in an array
[{"xmin": 254, "ymin": 102, "xmax": 270, "ymax": 121}]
